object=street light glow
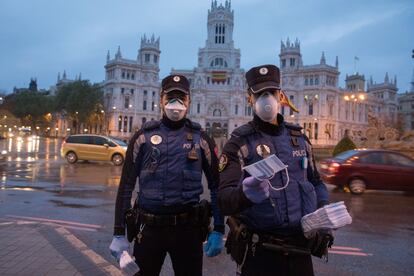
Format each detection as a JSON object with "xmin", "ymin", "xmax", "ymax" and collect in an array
[{"xmin": 344, "ymin": 95, "xmax": 350, "ymax": 101}]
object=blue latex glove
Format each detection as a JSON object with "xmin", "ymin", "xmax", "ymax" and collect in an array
[
  {"xmin": 204, "ymin": 231, "xmax": 223, "ymax": 257},
  {"xmin": 109, "ymin": 235, "xmax": 130, "ymax": 261},
  {"xmin": 242, "ymin": 176, "xmax": 270, "ymax": 203}
]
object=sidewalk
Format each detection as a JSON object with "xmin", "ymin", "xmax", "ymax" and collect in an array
[{"xmin": 0, "ymin": 219, "xmax": 123, "ymax": 276}]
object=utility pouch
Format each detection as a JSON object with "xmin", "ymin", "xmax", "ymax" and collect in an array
[
  {"xmin": 197, "ymin": 199, "xmax": 212, "ymax": 242},
  {"xmin": 125, "ymin": 206, "xmax": 139, "ymax": 243},
  {"xmin": 309, "ymin": 230, "xmax": 334, "ymax": 259},
  {"xmin": 225, "ymin": 217, "xmax": 250, "ymax": 265}
]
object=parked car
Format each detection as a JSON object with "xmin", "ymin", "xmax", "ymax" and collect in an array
[
  {"xmin": 319, "ymin": 149, "xmax": 414, "ymax": 194},
  {"xmin": 61, "ymin": 134, "xmax": 127, "ymax": 166}
]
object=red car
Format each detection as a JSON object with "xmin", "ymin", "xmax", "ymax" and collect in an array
[{"xmin": 319, "ymin": 149, "xmax": 414, "ymax": 194}]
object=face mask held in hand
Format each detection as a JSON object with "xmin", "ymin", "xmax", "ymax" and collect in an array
[{"xmin": 164, "ymin": 98, "xmax": 187, "ymax": 121}]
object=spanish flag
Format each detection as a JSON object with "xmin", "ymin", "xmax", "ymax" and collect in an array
[{"xmin": 212, "ymin": 71, "xmax": 227, "ymax": 83}]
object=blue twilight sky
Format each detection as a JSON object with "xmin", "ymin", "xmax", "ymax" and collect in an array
[{"xmin": 0, "ymin": 0, "xmax": 413, "ymax": 93}]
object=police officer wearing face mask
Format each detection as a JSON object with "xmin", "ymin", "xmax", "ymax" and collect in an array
[
  {"xmin": 110, "ymin": 74, "xmax": 225, "ymax": 276},
  {"xmin": 218, "ymin": 65, "xmax": 332, "ymax": 276}
]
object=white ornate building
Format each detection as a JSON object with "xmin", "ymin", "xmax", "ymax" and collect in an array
[
  {"xmin": 103, "ymin": 0, "xmax": 398, "ymax": 146},
  {"xmin": 104, "ymin": 36, "xmax": 161, "ymax": 137},
  {"xmin": 398, "ymin": 69, "xmax": 414, "ymax": 131}
]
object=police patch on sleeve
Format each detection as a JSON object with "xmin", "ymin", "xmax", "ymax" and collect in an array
[
  {"xmin": 218, "ymin": 154, "xmax": 228, "ymax": 172},
  {"xmin": 150, "ymin": 135, "xmax": 162, "ymax": 145}
]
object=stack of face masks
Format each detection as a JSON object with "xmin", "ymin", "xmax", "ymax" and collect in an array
[
  {"xmin": 242, "ymin": 154, "xmax": 287, "ymax": 180},
  {"xmin": 301, "ymin": 201, "xmax": 352, "ymax": 237}
]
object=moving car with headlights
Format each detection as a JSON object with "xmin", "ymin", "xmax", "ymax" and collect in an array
[
  {"xmin": 61, "ymin": 134, "xmax": 127, "ymax": 166},
  {"xmin": 0, "ymin": 149, "xmax": 7, "ymax": 162},
  {"xmin": 319, "ymin": 149, "xmax": 414, "ymax": 194}
]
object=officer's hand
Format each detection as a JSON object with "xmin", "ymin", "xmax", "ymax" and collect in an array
[
  {"xmin": 242, "ymin": 176, "xmax": 270, "ymax": 203},
  {"xmin": 109, "ymin": 235, "xmax": 130, "ymax": 261},
  {"xmin": 204, "ymin": 231, "xmax": 223, "ymax": 257}
]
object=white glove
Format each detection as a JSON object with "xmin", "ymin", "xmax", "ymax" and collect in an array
[{"xmin": 109, "ymin": 235, "xmax": 129, "ymax": 261}]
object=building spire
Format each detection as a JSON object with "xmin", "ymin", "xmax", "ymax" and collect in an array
[
  {"xmin": 63, "ymin": 70, "xmax": 67, "ymax": 79},
  {"xmin": 320, "ymin": 51, "xmax": 326, "ymax": 65},
  {"xmin": 57, "ymin": 72, "xmax": 61, "ymax": 82},
  {"xmin": 410, "ymin": 68, "xmax": 414, "ymax": 92},
  {"xmin": 335, "ymin": 56, "xmax": 338, "ymax": 68},
  {"xmin": 107, "ymin": 50, "xmax": 110, "ymax": 62},
  {"xmin": 115, "ymin": 46, "xmax": 122, "ymax": 59},
  {"xmin": 384, "ymin": 72, "xmax": 389, "ymax": 83}
]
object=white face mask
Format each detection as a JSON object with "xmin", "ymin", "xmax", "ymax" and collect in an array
[
  {"xmin": 164, "ymin": 98, "xmax": 187, "ymax": 121},
  {"xmin": 254, "ymin": 92, "xmax": 279, "ymax": 122}
]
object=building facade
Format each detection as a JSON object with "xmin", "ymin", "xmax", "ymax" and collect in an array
[
  {"xmin": 398, "ymin": 69, "xmax": 414, "ymax": 131},
  {"xmin": 103, "ymin": 0, "xmax": 399, "ymax": 145}
]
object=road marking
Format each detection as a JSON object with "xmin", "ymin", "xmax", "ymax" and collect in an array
[
  {"xmin": 331, "ymin": 246, "xmax": 362, "ymax": 251},
  {"xmin": 329, "ymin": 250, "xmax": 373, "ymax": 256},
  {"xmin": 56, "ymin": 226, "xmax": 123, "ymax": 275},
  {"xmin": 6, "ymin": 214, "xmax": 102, "ymax": 229}
]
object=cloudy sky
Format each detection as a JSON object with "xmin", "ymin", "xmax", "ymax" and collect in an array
[{"xmin": 1, "ymin": 0, "xmax": 413, "ymax": 93}]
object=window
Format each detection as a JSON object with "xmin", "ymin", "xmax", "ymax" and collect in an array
[
  {"xmin": 329, "ymin": 104, "xmax": 334, "ymax": 116},
  {"xmin": 121, "ymin": 88, "xmax": 124, "ymax": 93},
  {"xmin": 143, "ymin": 100, "xmax": 147, "ymax": 110},
  {"xmin": 213, "ymin": 109, "xmax": 221, "ymax": 117},
  {"xmin": 290, "ymin": 58, "xmax": 295, "ymax": 67},
  {"xmin": 314, "ymin": 123, "xmax": 318, "ymax": 140},
  {"xmin": 118, "ymin": 116, "xmax": 122, "ymax": 131},
  {"xmin": 124, "ymin": 97, "xmax": 130, "ymax": 109},
  {"xmin": 123, "ymin": 117, "xmax": 128, "ymax": 132},
  {"xmin": 387, "ymin": 153, "xmax": 414, "ymax": 167},
  {"xmin": 308, "ymin": 103, "xmax": 313, "ymax": 115},
  {"xmin": 235, "ymin": 104, "xmax": 238, "ymax": 115},
  {"xmin": 121, "ymin": 71, "xmax": 125, "ymax": 79},
  {"xmin": 151, "ymin": 101, "xmax": 155, "ymax": 111},
  {"xmin": 289, "ymin": 95, "xmax": 294, "ymax": 115},
  {"xmin": 315, "ymin": 77, "xmax": 319, "ymax": 85},
  {"xmin": 154, "ymin": 55, "xmax": 158, "ymax": 63},
  {"xmin": 305, "ymin": 78, "xmax": 308, "ymax": 86},
  {"xmin": 130, "ymin": 89, "xmax": 134, "ymax": 94},
  {"xmin": 197, "ymin": 103, "xmax": 200, "ymax": 114},
  {"xmin": 126, "ymin": 72, "xmax": 130, "ymax": 79},
  {"xmin": 66, "ymin": 136, "xmax": 91, "ymax": 144},
  {"xmin": 359, "ymin": 152, "xmax": 387, "ymax": 165},
  {"xmin": 92, "ymin": 136, "xmax": 107, "ymax": 146},
  {"xmin": 131, "ymin": 73, "xmax": 135, "ymax": 80},
  {"xmin": 152, "ymin": 91, "xmax": 155, "ymax": 97},
  {"xmin": 281, "ymin": 59, "xmax": 286, "ymax": 68},
  {"xmin": 144, "ymin": 90, "xmax": 147, "ymax": 96},
  {"xmin": 145, "ymin": 54, "xmax": 150, "ymax": 63},
  {"xmin": 129, "ymin": 117, "xmax": 133, "ymax": 133},
  {"xmin": 310, "ymin": 78, "xmax": 314, "ymax": 85}
]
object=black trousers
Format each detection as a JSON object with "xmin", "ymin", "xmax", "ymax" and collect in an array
[
  {"xmin": 133, "ymin": 224, "xmax": 203, "ymax": 276},
  {"xmin": 240, "ymin": 247, "xmax": 314, "ymax": 276}
]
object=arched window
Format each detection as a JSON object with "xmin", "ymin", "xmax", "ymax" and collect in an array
[{"xmin": 213, "ymin": 109, "xmax": 222, "ymax": 117}]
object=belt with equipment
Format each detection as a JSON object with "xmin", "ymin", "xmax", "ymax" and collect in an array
[{"xmin": 138, "ymin": 210, "xmax": 199, "ymax": 226}]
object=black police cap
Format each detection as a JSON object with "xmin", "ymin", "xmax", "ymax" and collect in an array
[
  {"xmin": 245, "ymin": 64, "xmax": 281, "ymax": 94},
  {"xmin": 161, "ymin": 75, "xmax": 190, "ymax": 95}
]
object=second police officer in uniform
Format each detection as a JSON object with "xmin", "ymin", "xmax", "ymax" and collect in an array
[
  {"xmin": 218, "ymin": 64, "xmax": 333, "ymax": 276},
  {"xmin": 110, "ymin": 74, "xmax": 224, "ymax": 276}
]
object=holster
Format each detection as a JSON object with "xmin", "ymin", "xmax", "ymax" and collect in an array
[
  {"xmin": 308, "ymin": 230, "xmax": 334, "ymax": 258},
  {"xmin": 125, "ymin": 206, "xmax": 139, "ymax": 243},
  {"xmin": 225, "ymin": 217, "xmax": 250, "ymax": 265},
  {"xmin": 196, "ymin": 199, "xmax": 212, "ymax": 242}
]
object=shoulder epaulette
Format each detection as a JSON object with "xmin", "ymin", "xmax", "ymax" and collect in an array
[
  {"xmin": 142, "ymin": 120, "xmax": 161, "ymax": 131},
  {"xmin": 185, "ymin": 119, "xmax": 201, "ymax": 130},
  {"xmin": 285, "ymin": 122, "xmax": 303, "ymax": 137},
  {"xmin": 231, "ymin": 122, "xmax": 256, "ymax": 138}
]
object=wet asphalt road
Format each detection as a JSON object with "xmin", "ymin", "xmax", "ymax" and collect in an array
[{"xmin": 0, "ymin": 137, "xmax": 413, "ymax": 276}]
